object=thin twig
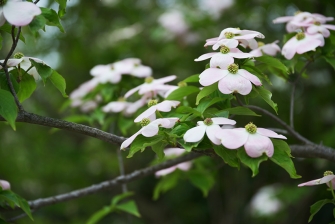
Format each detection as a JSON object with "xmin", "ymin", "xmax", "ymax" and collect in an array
[{"xmin": 117, "ymin": 149, "xmax": 128, "ymax": 193}]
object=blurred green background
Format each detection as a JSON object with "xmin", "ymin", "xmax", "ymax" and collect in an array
[{"xmin": 1, "ymin": 0, "xmax": 335, "ymax": 223}]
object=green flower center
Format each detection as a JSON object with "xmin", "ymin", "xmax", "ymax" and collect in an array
[
  {"xmin": 224, "ymin": 32, "xmax": 235, "ymax": 39},
  {"xmin": 294, "ymin": 11, "xmax": 301, "ymax": 16},
  {"xmin": 314, "ymin": 21, "xmax": 321, "ymax": 26},
  {"xmin": 204, "ymin": 118, "xmax": 213, "ymax": 126},
  {"xmin": 324, "ymin": 171, "xmax": 334, "ymax": 176},
  {"xmin": 145, "ymin": 77, "xmax": 154, "ymax": 83},
  {"xmin": 117, "ymin": 97, "xmax": 125, "ymax": 102},
  {"xmin": 245, "ymin": 122, "xmax": 257, "ymax": 134},
  {"xmin": 220, "ymin": 45, "xmax": 230, "ymax": 54},
  {"xmin": 0, "ymin": 0, "xmax": 7, "ymax": 6},
  {"xmin": 178, "ymin": 81, "xmax": 187, "ymax": 87},
  {"xmin": 257, "ymin": 42, "xmax": 265, "ymax": 47},
  {"xmin": 228, "ymin": 63, "xmax": 239, "ymax": 74},
  {"xmin": 148, "ymin": 99, "xmax": 158, "ymax": 107},
  {"xmin": 140, "ymin": 118, "xmax": 150, "ymax": 127},
  {"xmin": 14, "ymin": 52, "xmax": 24, "ymax": 59},
  {"xmin": 296, "ymin": 32, "xmax": 305, "ymax": 41}
]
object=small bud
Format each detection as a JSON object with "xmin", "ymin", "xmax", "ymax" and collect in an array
[
  {"xmin": 178, "ymin": 81, "xmax": 187, "ymax": 87},
  {"xmin": 224, "ymin": 32, "xmax": 235, "ymax": 39},
  {"xmin": 140, "ymin": 118, "xmax": 151, "ymax": 127},
  {"xmin": 204, "ymin": 118, "xmax": 213, "ymax": 126},
  {"xmin": 14, "ymin": 52, "xmax": 24, "ymax": 59},
  {"xmin": 228, "ymin": 63, "xmax": 239, "ymax": 74},
  {"xmin": 324, "ymin": 171, "xmax": 334, "ymax": 176},
  {"xmin": 220, "ymin": 45, "xmax": 230, "ymax": 54},
  {"xmin": 148, "ymin": 99, "xmax": 158, "ymax": 107},
  {"xmin": 296, "ymin": 32, "xmax": 305, "ymax": 41},
  {"xmin": 145, "ymin": 77, "xmax": 154, "ymax": 83},
  {"xmin": 245, "ymin": 122, "xmax": 257, "ymax": 134}
]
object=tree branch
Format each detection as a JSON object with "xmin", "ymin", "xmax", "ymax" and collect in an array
[{"xmin": 290, "ymin": 144, "xmax": 335, "ymax": 162}]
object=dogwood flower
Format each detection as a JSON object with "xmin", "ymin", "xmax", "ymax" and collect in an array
[
  {"xmin": 120, "ymin": 117, "xmax": 179, "ymax": 150},
  {"xmin": 306, "ymin": 22, "xmax": 335, "ymax": 38},
  {"xmin": 250, "ymin": 41, "xmax": 281, "ymax": 57},
  {"xmin": 0, "ymin": 179, "xmax": 10, "ymax": 190},
  {"xmin": 298, "ymin": 171, "xmax": 335, "ymax": 189},
  {"xmin": 70, "ymin": 78, "xmax": 100, "ymax": 107},
  {"xmin": 124, "ymin": 75, "xmax": 176, "ymax": 98},
  {"xmin": 155, "ymin": 148, "xmax": 192, "ymax": 177},
  {"xmin": 134, "ymin": 100, "xmax": 180, "ymax": 122},
  {"xmin": 183, "ymin": 117, "xmax": 236, "ymax": 145},
  {"xmin": 195, "ymin": 39, "xmax": 253, "ymax": 69},
  {"xmin": 216, "ymin": 122, "xmax": 287, "ymax": 158},
  {"xmin": 282, "ymin": 32, "xmax": 324, "ymax": 60},
  {"xmin": 199, "ymin": 63, "xmax": 262, "ymax": 95},
  {"xmin": 0, "ymin": 0, "xmax": 41, "ymax": 27}
]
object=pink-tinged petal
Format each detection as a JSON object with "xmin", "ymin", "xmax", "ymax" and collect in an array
[
  {"xmin": 205, "ymin": 40, "xmax": 217, "ymax": 47},
  {"xmin": 120, "ymin": 130, "xmax": 142, "ymax": 150},
  {"xmin": 323, "ymin": 24, "xmax": 335, "ymax": 30},
  {"xmin": 102, "ymin": 101, "xmax": 128, "ymax": 113},
  {"xmin": 153, "ymin": 118, "xmax": 179, "ymax": 128},
  {"xmin": 229, "ymin": 48, "xmax": 253, "ymax": 58},
  {"xmin": 298, "ymin": 175, "xmax": 335, "ymax": 187},
  {"xmin": 213, "ymin": 39, "xmax": 239, "ymax": 50},
  {"xmin": 125, "ymin": 99, "xmax": 146, "ymax": 115},
  {"xmin": 176, "ymin": 162, "xmax": 192, "ymax": 171},
  {"xmin": 206, "ymin": 37, "xmax": 218, "ymax": 42},
  {"xmin": 262, "ymin": 44, "xmax": 281, "ymax": 56},
  {"xmin": 183, "ymin": 125, "xmax": 207, "ymax": 143},
  {"xmin": 206, "ymin": 125, "xmax": 222, "ymax": 145},
  {"xmin": 141, "ymin": 123, "xmax": 159, "ymax": 137},
  {"xmin": 154, "ymin": 75, "xmax": 176, "ymax": 85},
  {"xmin": 134, "ymin": 106, "xmax": 156, "ymax": 122},
  {"xmin": 90, "ymin": 65, "xmax": 110, "ymax": 76},
  {"xmin": 244, "ymin": 133, "xmax": 274, "ymax": 158},
  {"xmin": 273, "ymin": 16, "xmax": 294, "ymax": 24},
  {"xmin": 194, "ymin": 52, "xmax": 217, "ymax": 61},
  {"xmin": 216, "ymin": 128, "xmax": 248, "ymax": 149},
  {"xmin": 4, "ymin": 1, "xmax": 41, "ymax": 26},
  {"xmin": 249, "ymin": 49, "xmax": 262, "ymax": 57},
  {"xmin": 247, "ymin": 39, "xmax": 259, "ymax": 49},
  {"xmin": 199, "ymin": 68, "xmax": 228, "ymax": 86},
  {"xmin": 296, "ymin": 38, "xmax": 322, "ymax": 54},
  {"xmin": 238, "ymin": 69, "xmax": 262, "ymax": 86},
  {"xmin": 282, "ymin": 37, "xmax": 298, "ymax": 60},
  {"xmin": 155, "ymin": 166, "xmax": 178, "ymax": 177},
  {"xmin": 212, "ymin": 117, "xmax": 236, "ymax": 125},
  {"xmin": 131, "ymin": 66, "xmax": 152, "ymax": 77},
  {"xmin": 0, "ymin": 179, "xmax": 10, "ymax": 190},
  {"xmin": 164, "ymin": 148, "xmax": 185, "ymax": 156},
  {"xmin": 210, "ymin": 53, "xmax": 234, "ymax": 69},
  {"xmin": 218, "ymin": 73, "xmax": 252, "ymax": 95},
  {"xmin": 257, "ymin": 128, "xmax": 287, "ymax": 139},
  {"xmin": 124, "ymin": 85, "xmax": 141, "ymax": 98},
  {"xmin": 234, "ymin": 34, "xmax": 260, "ymax": 40},
  {"xmin": 0, "ymin": 58, "xmax": 22, "ymax": 68},
  {"xmin": 156, "ymin": 100, "xmax": 180, "ymax": 112}
]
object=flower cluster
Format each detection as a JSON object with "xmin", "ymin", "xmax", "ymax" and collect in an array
[
  {"xmin": 196, "ymin": 28, "xmax": 263, "ymax": 95},
  {"xmin": 274, "ymin": 12, "xmax": 335, "ymax": 59}
]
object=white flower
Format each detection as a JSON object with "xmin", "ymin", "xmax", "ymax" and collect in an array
[
  {"xmin": 134, "ymin": 100, "xmax": 180, "ymax": 122},
  {"xmin": 0, "ymin": 179, "xmax": 10, "ymax": 190},
  {"xmin": 250, "ymin": 41, "xmax": 281, "ymax": 57}
]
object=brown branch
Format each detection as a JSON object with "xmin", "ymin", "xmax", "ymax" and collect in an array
[{"xmin": 290, "ymin": 144, "xmax": 335, "ymax": 162}]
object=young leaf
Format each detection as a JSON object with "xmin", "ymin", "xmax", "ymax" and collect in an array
[
  {"xmin": 86, "ymin": 206, "xmax": 113, "ymax": 224},
  {"xmin": 213, "ymin": 145, "xmax": 239, "ymax": 168},
  {"xmin": 177, "ymin": 139, "xmax": 200, "ymax": 152},
  {"xmin": 49, "ymin": 70, "xmax": 68, "ymax": 97},
  {"xmin": 270, "ymin": 139, "xmax": 301, "ymax": 179},
  {"xmin": 253, "ymin": 86, "xmax": 278, "ymax": 114},
  {"xmin": 323, "ymin": 55, "xmax": 335, "ymax": 70},
  {"xmin": 165, "ymin": 86, "xmax": 199, "ymax": 101},
  {"xmin": 55, "ymin": 0, "xmax": 67, "ymax": 18},
  {"xmin": 196, "ymin": 97, "xmax": 222, "ymax": 115},
  {"xmin": 255, "ymin": 55, "xmax": 289, "ymax": 74},
  {"xmin": 15, "ymin": 193, "xmax": 34, "ymax": 220},
  {"xmin": 29, "ymin": 59, "xmax": 53, "ymax": 82},
  {"xmin": 17, "ymin": 74, "xmax": 36, "ymax": 102},
  {"xmin": 196, "ymin": 83, "xmax": 217, "ymax": 105},
  {"xmin": 40, "ymin": 8, "xmax": 65, "ymax": 33},
  {"xmin": 188, "ymin": 170, "xmax": 215, "ymax": 197},
  {"xmin": 116, "ymin": 200, "xmax": 141, "ymax": 217},
  {"xmin": 111, "ymin": 192, "xmax": 134, "ymax": 206},
  {"xmin": 223, "ymin": 106, "xmax": 260, "ymax": 116},
  {"xmin": 151, "ymin": 141, "xmax": 168, "ymax": 161},
  {"xmin": 183, "ymin": 74, "xmax": 199, "ymax": 83},
  {"xmin": 237, "ymin": 148, "xmax": 268, "ymax": 177},
  {"xmin": 308, "ymin": 199, "xmax": 334, "ymax": 222},
  {"xmin": 29, "ymin": 14, "xmax": 47, "ymax": 33},
  {"xmin": 127, "ymin": 135, "xmax": 164, "ymax": 158},
  {"xmin": 0, "ymin": 89, "xmax": 17, "ymax": 130}
]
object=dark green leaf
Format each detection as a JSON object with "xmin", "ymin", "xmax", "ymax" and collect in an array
[
  {"xmin": 308, "ymin": 199, "xmax": 334, "ymax": 222},
  {"xmin": 0, "ymin": 71, "xmax": 19, "ymax": 93},
  {"xmin": 151, "ymin": 141, "xmax": 167, "ymax": 161},
  {"xmin": 116, "ymin": 200, "xmax": 141, "ymax": 217},
  {"xmin": 111, "ymin": 192, "xmax": 134, "ymax": 205},
  {"xmin": 127, "ymin": 135, "xmax": 164, "ymax": 158},
  {"xmin": 223, "ymin": 106, "xmax": 260, "ymax": 116},
  {"xmin": 253, "ymin": 86, "xmax": 278, "ymax": 114},
  {"xmin": 40, "ymin": 8, "xmax": 65, "ymax": 33},
  {"xmin": 196, "ymin": 97, "xmax": 222, "ymax": 115},
  {"xmin": 196, "ymin": 83, "xmax": 217, "ymax": 105},
  {"xmin": 17, "ymin": 74, "xmax": 36, "ymax": 102},
  {"xmin": 237, "ymin": 148, "xmax": 268, "ymax": 177},
  {"xmin": 177, "ymin": 139, "xmax": 200, "ymax": 152},
  {"xmin": 15, "ymin": 193, "xmax": 33, "ymax": 220},
  {"xmin": 29, "ymin": 59, "xmax": 53, "ymax": 83},
  {"xmin": 323, "ymin": 56, "xmax": 335, "ymax": 70},
  {"xmin": 55, "ymin": 0, "xmax": 67, "ymax": 18},
  {"xmin": 165, "ymin": 86, "xmax": 199, "ymax": 101},
  {"xmin": 0, "ymin": 89, "xmax": 17, "ymax": 130},
  {"xmin": 183, "ymin": 74, "xmax": 199, "ymax": 83},
  {"xmin": 49, "ymin": 70, "xmax": 67, "ymax": 97},
  {"xmin": 175, "ymin": 106, "xmax": 202, "ymax": 118},
  {"xmin": 270, "ymin": 139, "xmax": 301, "ymax": 179},
  {"xmin": 188, "ymin": 170, "xmax": 215, "ymax": 196},
  {"xmin": 29, "ymin": 14, "xmax": 47, "ymax": 33},
  {"xmin": 255, "ymin": 55, "xmax": 289, "ymax": 74},
  {"xmin": 213, "ymin": 145, "xmax": 239, "ymax": 168}
]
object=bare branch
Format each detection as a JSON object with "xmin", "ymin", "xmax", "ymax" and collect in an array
[{"xmin": 290, "ymin": 144, "xmax": 335, "ymax": 162}]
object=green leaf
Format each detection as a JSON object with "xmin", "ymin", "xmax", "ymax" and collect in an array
[
  {"xmin": 40, "ymin": 8, "xmax": 65, "ymax": 33},
  {"xmin": 0, "ymin": 33, "xmax": 2, "ymax": 50},
  {"xmin": 127, "ymin": 135, "xmax": 164, "ymax": 158},
  {"xmin": 175, "ymin": 106, "xmax": 202, "ymax": 118},
  {"xmin": 183, "ymin": 74, "xmax": 199, "ymax": 83},
  {"xmin": 153, "ymin": 171, "xmax": 180, "ymax": 200},
  {"xmin": 196, "ymin": 83, "xmax": 217, "ymax": 105},
  {"xmin": 253, "ymin": 86, "xmax": 278, "ymax": 114},
  {"xmin": 14, "ymin": 193, "xmax": 33, "ymax": 220},
  {"xmin": 55, "ymin": 0, "xmax": 67, "ymax": 18},
  {"xmin": 0, "ymin": 191, "xmax": 33, "ymax": 220},
  {"xmin": 223, "ymin": 106, "xmax": 260, "ymax": 116},
  {"xmin": 333, "ymin": 207, "xmax": 335, "ymax": 219},
  {"xmin": 17, "ymin": 74, "xmax": 36, "ymax": 102},
  {"xmin": 116, "ymin": 200, "xmax": 141, "ymax": 217},
  {"xmin": 86, "ymin": 206, "xmax": 113, "ymax": 224},
  {"xmin": 255, "ymin": 55, "xmax": 289, "ymax": 74},
  {"xmin": 188, "ymin": 170, "xmax": 215, "ymax": 197},
  {"xmin": 0, "ymin": 71, "xmax": 19, "ymax": 93},
  {"xmin": 111, "ymin": 192, "xmax": 134, "ymax": 205},
  {"xmin": 29, "ymin": 14, "xmax": 47, "ymax": 33},
  {"xmin": 177, "ymin": 139, "xmax": 200, "ymax": 152},
  {"xmin": 169, "ymin": 123, "xmax": 191, "ymax": 137},
  {"xmin": 213, "ymin": 145, "xmax": 239, "ymax": 168},
  {"xmin": 308, "ymin": 199, "xmax": 334, "ymax": 222},
  {"xmin": 0, "ymin": 24, "xmax": 25, "ymax": 42},
  {"xmin": 242, "ymin": 64, "xmax": 271, "ymax": 84},
  {"xmin": 237, "ymin": 148, "xmax": 268, "ymax": 177},
  {"xmin": 165, "ymin": 86, "xmax": 200, "ymax": 101},
  {"xmin": 29, "ymin": 59, "xmax": 53, "ymax": 83},
  {"xmin": 0, "ymin": 89, "xmax": 17, "ymax": 130},
  {"xmin": 323, "ymin": 55, "xmax": 335, "ymax": 70},
  {"xmin": 49, "ymin": 70, "xmax": 67, "ymax": 97},
  {"xmin": 270, "ymin": 139, "xmax": 301, "ymax": 179},
  {"xmin": 151, "ymin": 141, "xmax": 167, "ymax": 161},
  {"xmin": 196, "ymin": 97, "xmax": 222, "ymax": 115}
]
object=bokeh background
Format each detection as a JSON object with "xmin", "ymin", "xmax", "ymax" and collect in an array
[{"xmin": 1, "ymin": 0, "xmax": 335, "ymax": 223}]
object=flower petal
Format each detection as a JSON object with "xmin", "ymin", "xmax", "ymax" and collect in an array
[
  {"xmin": 218, "ymin": 73, "xmax": 252, "ymax": 95},
  {"xmin": 183, "ymin": 125, "xmax": 207, "ymax": 143},
  {"xmin": 4, "ymin": 1, "xmax": 41, "ymax": 26},
  {"xmin": 199, "ymin": 68, "xmax": 228, "ymax": 86},
  {"xmin": 244, "ymin": 133, "xmax": 274, "ymax": 158},
  {"xmin": 120, "ymin": 130, "xmax": 142, "ymax": 150},
  {"xmin": 298, "ymin": 175, "xmax": 335, "ymax": 187},
  {"xmin": 0, "ymin": 179, "xmax": 10, "ymax": 190},
  {"xmin": 210, "ymin": 53, "xmax": 234, "ymax": 69},
  {"xmin": 238, "ymin": 69, "xmax": 262, "ymax": 86},
  {"xmin": 216, "ymin": 128, "xmax": 248, "ymax": 149},
  {"xmin": 194, "ymin": 52, "xmax": 217, "ymax": 61},
  {"xmin": 257, "ymin": 128, "xmax": 287, "ymax": 139},
  {"xmin": 156, "ymin": 100, "xmax": 180, "ymax": 112},
  {"xmin": 206, "ymin": 125, "xmax": 222, "ymax": 145},
  {"xmin": 134, "ymin": 106, "xmax": 156, "ymax": 122},
  {"xmin": 212, "ymin": 117, "xmax": 236, "ymax": 125},
  {"xmin": 141, "ymin": 123, "xmax": 159, "ymax": 137}
]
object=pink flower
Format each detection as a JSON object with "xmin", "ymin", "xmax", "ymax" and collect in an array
[
  {"xmin": 306, "ymin": 23, "xmax": 335, "ymax": 38},
  {"xmin": 124, "ymin": 75, "xmax": 176, "ymax": 98},
  {"xmin": 195, "ymin": 39, "xmax": 252, "ymax": 69},
  {"xmin": 199, "ymin": 64, "xmax": 262, "ymax": 95},
  {"xmin": 282, "ymin": 32, "xmax": 324, "ymax": 60},
  {"xmin": 183, "ymin": 117, "xmax": 236, "ymax": 145},
  {"xmin": 0, "ymin": 179, "xmax": 10, "ymax": 190},
  {"xmin": 155, "ymin": 148, "xmax": 192, "ymax": 177},
  {"xmin": 120, "ymin": 117, "xmax": 179, "ymax": 150},
  {"xmin": 134, "ymin": 100, "xmax": 180, "ymax": 122},
  {"xmin": 0, "ymin": 0, "xmax": 41, "ymax": 27},
  {"xmin": 103, "ymin": 97, "xmax": 147, "ymax": 116},
  {"xmin": 70, "ymin": 78, "xmax": 100, "ymax": 107},
  {"xmin": 216, "ymin": 123, "xmax": 287, "ymax": 158},
  {"xmin": 250, "ymin": 41, "xmax": 281, "ymax": 57},
  {"xmin": 298, "ymin": 171, "xmax": 335, "ymax": 189}
]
